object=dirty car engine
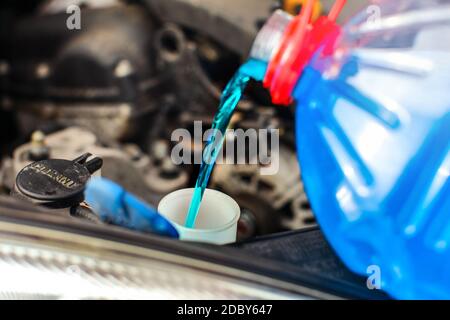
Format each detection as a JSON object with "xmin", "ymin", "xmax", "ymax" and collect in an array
[{"xmin": 0, "ymin": 0, "xmax": 314, "ymax": 240}]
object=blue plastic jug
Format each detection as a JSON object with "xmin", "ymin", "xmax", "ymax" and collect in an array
[{"xmin": 250, "ymin": 0, "xmax": 450, "ymax": 299}]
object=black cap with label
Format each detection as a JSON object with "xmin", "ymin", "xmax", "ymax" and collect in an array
[{"xmin": 15, "ymin": 153, "xmax": 103, "ymax": 208}]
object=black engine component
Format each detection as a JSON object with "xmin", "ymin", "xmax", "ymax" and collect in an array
[
  {"xmin": 14, "ymin": 153, "xmax": 102, "ymax": 208},
  {"xmin": 143, "ymin": 0, "xmax": 276, "ymax": 57},
  {"xmin": 0, "ymin": 1, "xmax": 277, "ymax": 141},
  {"xmin": 6, "ymin": 6, "xmax": 154, "ymax": 101},
  {"xmin": 1, "ymin": 4, "xmax": 159, "ymax": 141}
]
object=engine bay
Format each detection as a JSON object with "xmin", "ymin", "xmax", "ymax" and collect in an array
[{"xmin": 0, "ymin": 0, "xmax": 318, "ymax": 241}]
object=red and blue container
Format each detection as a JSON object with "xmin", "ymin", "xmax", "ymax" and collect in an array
[{"xmin": 250, "ymin": 0, "xmax": 450, "ymax": 299}]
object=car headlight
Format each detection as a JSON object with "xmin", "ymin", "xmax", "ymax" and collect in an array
[{"xmin": 0, "ymin": 220, "xmax": 307, "ymax": 300}]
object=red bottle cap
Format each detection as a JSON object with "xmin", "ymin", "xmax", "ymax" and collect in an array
[{"xmin": 264, "ymin": 0, "xmax": 347, "ymax": 105}]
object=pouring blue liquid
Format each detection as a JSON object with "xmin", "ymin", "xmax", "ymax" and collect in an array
[{"xmin": 184, "ymin": 59, "xmax": 267, "ymax": 228}]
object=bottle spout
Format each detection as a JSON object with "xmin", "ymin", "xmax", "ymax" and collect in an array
[
  {"xmin": 249, "ymin": 0, "xmax": 347, "ymax": 106},
  {"xmin": 249, "ymin": 10, "xmax": 294, "ymax": 63}
]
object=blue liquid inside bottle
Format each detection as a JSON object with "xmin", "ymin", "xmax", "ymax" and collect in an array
[
  {"xmin": 184, "ymin": 59, "xmax": 267, "ymax": 228},
  {"xmin": 291, "ymin": 8, "xmax": 450, "ymax": 298}
]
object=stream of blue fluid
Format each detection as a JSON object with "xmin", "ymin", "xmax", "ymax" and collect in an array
[{"xmin": 184, "ymin": 59, "xmax": 267, "ymax": 228}]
